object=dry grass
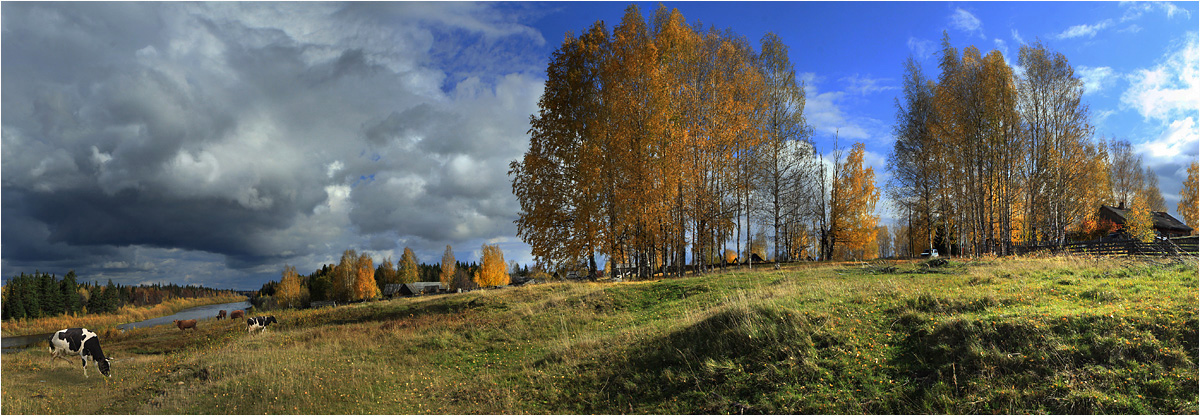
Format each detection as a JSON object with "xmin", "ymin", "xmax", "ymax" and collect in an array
[{"xmin": 1, "ymin": 256, "xmax": 1195, "ymax": 414}]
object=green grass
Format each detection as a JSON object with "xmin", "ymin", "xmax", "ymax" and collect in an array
[{"xmin": 2, "ymin": 256, "xmax": 1196, "ymax": 414}]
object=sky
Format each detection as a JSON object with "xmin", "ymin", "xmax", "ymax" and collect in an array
[{"xmin": 2, "ymin": 2, "xmax": 1196, "ymax": 290}]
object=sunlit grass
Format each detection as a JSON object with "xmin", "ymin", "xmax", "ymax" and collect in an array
[{"xmin": 1, "ymin": 256, "xmax": 1195, "ymax": 414}]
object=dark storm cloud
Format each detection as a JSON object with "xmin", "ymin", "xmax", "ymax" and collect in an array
[{"xmin": 2, "ymin": 2, "xmax": 544, "ymax": 289}]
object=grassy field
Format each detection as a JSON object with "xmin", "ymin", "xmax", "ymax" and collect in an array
[{"xmin": 2, "ymin": 256, "xmax": 1196, "ymax": 414}]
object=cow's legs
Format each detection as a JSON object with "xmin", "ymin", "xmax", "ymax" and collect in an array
[{"xmin": 81, "ymin": 356, "xmax": 89, "ymax": 378}]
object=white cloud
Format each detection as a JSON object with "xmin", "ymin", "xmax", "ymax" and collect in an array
[
  {"xmin": 949, "ymin": 8, "xmax": 984, "ymax": 38},
  {"xmin": 1121, "ymin": 1, "xmax": 1191, "ymax": 22},
  {"xmin": 801, "ymin": 74, "xmax": 872, "ymax": 141},
  {"xmin": 907, "ymin": 37, "xmax": 935, "ymax": 59},
  {"xmin": 1121, "ymin": 34, "xmax": 1200, "ymax": 121},
  {"xmin": 1011, "ymin": 29, "xmax": 1025, "ymax": 45},
  {"xmin": 1077, "ymin": 66, "xmax": 1118, "ymax": 95},
  {"xmin": 1056, "ymin": 19, "xmax": 1113, "ymax": 39},
  {"xmin": 840, "ymin": 74, "xmax": 896, "ymax": 96}
]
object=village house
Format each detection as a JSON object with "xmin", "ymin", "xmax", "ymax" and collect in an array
[
  {"xmin": 382, "ymin": 282, "xmax": 446, "ymax": 298},
  {"xmin": 1096, "ymin": 204, "xmax": 1194, "ymax": 238}
]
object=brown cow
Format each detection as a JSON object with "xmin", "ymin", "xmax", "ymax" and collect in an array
[
  {"xmin": 230, "ymin": 310, "xmax": 245, "ymax": 320},
  {"xmin": 173, "ymin": 319, "xmax": 198, "ymax": 331},
  {"xmin": 216, "ymin": 310, "xmax": 227, "ymax": 320}
]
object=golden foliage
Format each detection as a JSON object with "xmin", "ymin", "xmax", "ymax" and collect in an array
[
  {"xmin": 474, "ymin": 244, "xmax": 509, "ymax": 288},
  {"xmin": 354, "ymin": 253, "xmax": 378, "ymax": 301},
  {"xmin": 276, "ymin": 265, "xmax": 306, "ymax": 309},
  {"xmin": 440, "ymin": 245, "xmax": 456, "ymax": 287},
  {"xmin": 399, "ymin": 247, "xmax": 419, "ymax": 284},
  {"xmin": 1181, "ymin": 162, "xmax": 1199, "ymax": 233},
  {"xmin": 1125, "ymin": 194, "xmax": 1157, "ymax": 243},
  {"xmin": 832, "ymin": 143, "xmax": 880, "ymax": 260}
]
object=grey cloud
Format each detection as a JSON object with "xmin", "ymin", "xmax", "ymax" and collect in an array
[{"xmin": 2, "ymin": 2, "xmax": 543, "ymax": 289}]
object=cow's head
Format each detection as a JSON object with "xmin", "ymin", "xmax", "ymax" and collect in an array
[
  {"xmin": 98, "ymin": 357, "xmax": 111, "ymax": 377},
  {"xmin": 267, "ymin": 316, "xmax": 278, "ymax": 325}
]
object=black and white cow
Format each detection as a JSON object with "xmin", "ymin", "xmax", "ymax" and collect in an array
[
  {"xmin": 47, "ymin": 328, "xmax": 111, "ymax": 378},
  {"xmin": 247, "ymin": 315, "xmax": 278, "ymax": 333}
]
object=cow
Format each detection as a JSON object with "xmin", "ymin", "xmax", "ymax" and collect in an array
[
  {"xmin": 173, "ymin": 319, "xmax": 198, "ymax": 331},
  {"xmin": 230, "ymin": 310, "xmax": 245, "ymax": 320},
  {"xmin": 216, "ymin": 310, "xmax": 227, "ymax": 320},
  {"xmin": 247, "ymin": 316, "xmax": 278, "ymax": 333},
  {"xmin": 47, "ymin": 328, "xmax": 111, "ymax": 378}
]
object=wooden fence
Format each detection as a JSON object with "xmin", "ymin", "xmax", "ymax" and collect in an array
[{"xmin": 1013, "ymin": 237, "xmax": 1198, "ymax": 257}]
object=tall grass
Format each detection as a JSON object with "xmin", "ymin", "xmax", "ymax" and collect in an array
[
  {"xmin": 1, "ymin": 294, "xmax": 246, "ymax": 337},
  {"xmin": 1, "ymin": 257, "xmax": 1195, "ymax": 414}
]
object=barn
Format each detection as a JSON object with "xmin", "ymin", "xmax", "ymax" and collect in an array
[{"xmin": 1097, "ymin": 204, "xmax": 1194, "ymax": 238}]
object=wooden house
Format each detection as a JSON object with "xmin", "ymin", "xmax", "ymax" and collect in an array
[{"xmin": 1097, "ymin": 204, "xmax": 1194, "ymax": 238}]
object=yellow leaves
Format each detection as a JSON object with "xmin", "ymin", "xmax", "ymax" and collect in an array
[
  {"xmin": 276, "ymin": 265, "xmax": 305, "ymax": 309},
  {"xmin": 399, "ymin": 247, "xmax": 419, "ymax": 284},
  {"xmin": 1124, "ymin": 194, "xmax": 1156, "ymax": 243},
  {"xmin": 831, "ymin": 143, "xmax": 880, "ymax": 260},
  {"xmin": 474, "ymin": 244, "xmax": 509, "ymax": 288},
  {"xmin": 1180, "ymin": 161, "xmax": 1199, "ymax": 233},
  {"xmin": 440, "ymin": 245, "xmax": 456, "ymax": 288}
]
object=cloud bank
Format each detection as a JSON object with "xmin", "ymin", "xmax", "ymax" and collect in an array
[{"xmin": 1, "ymin": 3, "xmax": 545, "ymax": 289}]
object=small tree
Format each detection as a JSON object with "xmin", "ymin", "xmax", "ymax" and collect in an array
[
  {"xmin": 440, "ymin": 245, "xmax": 456, "ymax": 287},
  {"xmin": 276, "ymin": 265, "xmax": 306, "ymax": 309},
  {"xmin": 474, "ymin": 244, "xmax": 509, "ymax": 287},
  {"xmin": 399, "ymin": 247, "xmax": 419, "ymax": 284},
  {"xmin": 1180, "ymin": 161, "xmax": 1198, "ymax": 234},
  {"xmin": 354, "ymin": 253, "xmax": 379, "ymax": 300},
  {"xmin": 1125, "ymin": 194, "xmax": 1157, "ymax": 243}
]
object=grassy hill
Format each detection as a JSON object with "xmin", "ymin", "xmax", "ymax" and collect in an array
[{"xmin": 2, "ymin": 256, "xmax": 1196, "ymax": 414}]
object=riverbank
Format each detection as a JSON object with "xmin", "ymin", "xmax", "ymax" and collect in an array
[{"xmin": 0, "ymin": 294, "xmax": 247, "ymax": 337}]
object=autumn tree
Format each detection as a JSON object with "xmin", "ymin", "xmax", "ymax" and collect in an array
[
  {"xmin": 398, "ymin": 247, "xmax": 419, "ymax": 284},
  {"xmin": 440, "ymin": 245, "xmax": 456, "ymax": 287},
  {"xmin": 276, "ymin": 265, "xmax": 307, "ymax": 309},
  {"xmin": 830, "ymin": 143, "xmax": 880, "ymax": 260},
  {"xmin": 1125, "ymin": 194, "xmax": 1157, "ymax": 243},
  {"xmin": 375, "ymin": 257, "xmax": 397, "ymax": 290},
  {"xmin": 474, "ymin": 244, "xmax": 509, "ymax": 287},
  {"xmin": 354, "ymin": 252, "xmax": 378, "ymax": 300},
  {"xmin": 888, "ymin": 56, "xmax": 940, "ymax": 257},
  {"xmin": 1180, "ymin": 162, "xmax": 1199, "ymax": 233},
  {"xmin": 876, "ymin": 225, "xmax": 892, "ymax": 259},
  {"xmin": 1017, "ymin": 39, "xmax": 1096, "ymax": 246},
  {"xmin": 755, "ymin": 32, "xmax": 812, "ymax": 263},
  {"xmin": 1108, "ymin": 139, "xmax": 1144, "ymax": 208},
  {"xmin": 332, "ymin": 249, "xmax": 358, "ymax": 302}
]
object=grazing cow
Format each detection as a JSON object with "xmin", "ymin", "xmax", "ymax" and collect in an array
[
  {"xmin": 230, "ymin": 310, "xmax": 245, "ymax": 320},
  {"xmin": 47, "ymin": 328, "xmax": 111, "ymax": 378},
  {"xmin": 247, "ymin": 316, "xmax": 278, "ymax": 333},
  {"xmin": 216, "ymin": 310, "xmax": 227, "ymax": 320},
  {"xmin": 173, "ymin": 319, "xmax": 198, "ymax": 331}
]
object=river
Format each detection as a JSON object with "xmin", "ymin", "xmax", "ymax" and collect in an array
[{"xmin": 1, "ymin": 299, "xmax": 250, "ymax": 354}]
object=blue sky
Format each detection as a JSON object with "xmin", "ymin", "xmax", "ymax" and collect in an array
[{"xmin": 2, "ymin": 2, "xmax": 1196, "ymax": 289}]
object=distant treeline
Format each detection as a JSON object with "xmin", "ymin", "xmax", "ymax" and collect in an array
[
  {"xmin": 1, "ymin": 270, "xmax": 237, "ymax": 321},
  {"xmin": 255, "ymin": 260, "xmax": 514, "ymax": 301}
]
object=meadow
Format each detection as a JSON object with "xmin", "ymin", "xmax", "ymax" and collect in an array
[{"xmin": 1, "ymin": 256, "xmax": 1196, "ymax": 414}]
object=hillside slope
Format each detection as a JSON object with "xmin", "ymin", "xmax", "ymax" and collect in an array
[{"xmin": 2, "ymin": 257, "xmax": 1196, "ymax": 414}]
